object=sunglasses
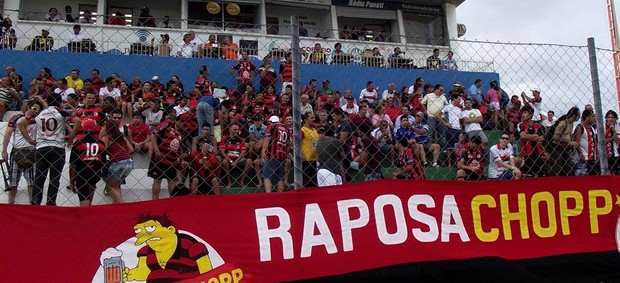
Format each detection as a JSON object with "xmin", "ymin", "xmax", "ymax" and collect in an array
[
  {"xmin": 31, "ymin": 107, "xmax": 40, "ymax": 112},
  {"xmin": 500, "ymin": 136, "xmax": 510, "ymax": 140}
]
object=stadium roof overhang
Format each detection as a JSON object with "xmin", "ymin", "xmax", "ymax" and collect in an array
[{"xmin": 401, "ymin": 0, "xmax": 465, "ymax": 7}]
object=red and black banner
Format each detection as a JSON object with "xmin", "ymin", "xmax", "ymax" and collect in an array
[{"xmin": 1, "ymin": 176, "xmax": 620, "ymax": 282}]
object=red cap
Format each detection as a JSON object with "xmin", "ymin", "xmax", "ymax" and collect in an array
[{"xmin": 81, "ymin": 119, "xmax": 98, "ymax": 133}]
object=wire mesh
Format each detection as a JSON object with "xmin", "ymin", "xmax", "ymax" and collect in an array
[{"xmin": 0, "ymin": 18, "xmax": 619, "ymax": 206}]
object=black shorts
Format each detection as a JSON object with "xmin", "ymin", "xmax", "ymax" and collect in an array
[
  {"xmin": 148, "ymin": 159, "xmax": 178, "ymax": 180},
  {"xmin": 69, "ymin": 150, "xmax": 77, "ymax": 163},
  {"xmin": 522, "ymin": 154, "xmax": 546, "ymax": 177},
  {"xmin": 194, "ymin": 177, "xmax": 213, "ymax": 195},
  {"xmin": 75, "ymin": 167, "xmax": 101, "ymax": 202},
  {"xmin": 609, "ymin": 156, "xmax": 620, "ymax": 174},
  {"xmin": 465, "ymin": 171, "xmax": 484, "ymax": 181},
  {"xmin": 262, "ymin": 159, "xmax": 285, "ymax": 183}
]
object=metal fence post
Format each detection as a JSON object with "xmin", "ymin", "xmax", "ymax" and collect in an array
[
  {"xmin": 588, "ymin": 37, "xmax": 610, "ymax": 175},
  {"xmin": 291, "ymin": 16, "xmax": 303, "ymax": 189}
]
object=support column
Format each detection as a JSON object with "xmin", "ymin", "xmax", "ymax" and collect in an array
[
  {"xmin": 259, "ymin": 0, "xmax": 267, "ymax": 34},
  {"xmin": 444, "ymin": 3, "xmax": 457, "ymax": 49},
  {"xmin": 3, "ymin": 0, "xmax": 20, "ymax": 23},
  {"xmin": 330, "ymin": 5, "xmax": 339, "ymax": 39},
  {"xmin": 181, "ymin": 0, "xmax": 188, "ymax": 30},
  {"xmin": 396, "ymin": 10, "xmax": 406, "ymax": 45},
  {"xmin": 96, "ymin": 0, "xmax": 106, "ymax": 25}
]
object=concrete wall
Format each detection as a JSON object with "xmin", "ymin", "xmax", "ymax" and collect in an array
[{"xmin": 0, "ymin": 50, "xmax": 499, "ymax": 96}]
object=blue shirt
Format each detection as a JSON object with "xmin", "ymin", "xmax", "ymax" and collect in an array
[
  {"xmin": 248, "ymin": 123, "xmax": 267, "ymax": 140},
  {"xmin": 394, "ymin": 127, "xmax": 416, "ymax": 143},
  {"xmin": 198, "ymin": 95, "xmax": 220, "ymax": 108},
  {"xmin": 411, "ymin": 122, "xmax": 429, "ymax": 144},
  {"xmin": 468, "ymin": 84, "xmax": 482, "ymax": 103}
]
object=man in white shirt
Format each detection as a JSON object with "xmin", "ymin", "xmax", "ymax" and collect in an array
[
  {"xmin": 176, "ymin": 33, "xmax": 195, "ymax": 58},
  {"xmin": 65, "ymin": 24, "xmax": 84, "ymax": 43},
  {"xmin": 188, "ymin": 30, "xmax": 203, "ymax": 54},
  {"xmin": 98, "ymin": 77, "xmax": 120, "ymax": 105},
  {"xmin": 54, "ymin": 78, "xmax": 76, "ymax": 101},
  {"xmin": 381, "ymin": 82, "xmax": 397, "ymax": 101},
  {"xmin": 340, "ymin": 96, "xmax": 359, "ymax": 115},
  {"xmin": 359, "ymin": 81, "xmax": 378, "ymax": 106},
  {"xmin": 541, "ymin": 110, "xmax": 556, "ymax": 128},
  {"xmin": 440, "ymin": 94, "xmax": 463, "ymax": 152},
  {"xmin": 2, "ymin": 100, "xmax": 41, "ymax": 204},
  {"xmin": 173, "ymin": 96, "xmax": 190, "ymax": 116},
  {"xmin": 407, "ymin": 77, "xmax": 425, "ymax": 96},
  {"xmin": 521, "ymin": 89, "xmax": 543, "ymax": 122},
  {"xmin": 142, "ymin": 101, "xmax": 163, "ymax": 132},
  {"xmin": 24, "ymin": 93, "xmax": 81, "ymax": 205},
  {"xmin": 299, "ymin": 93, "xmax": 314, "ymax": 116},
  {"xmin": 459, "ymin": 98, "xmax": 488, "ymax": 144},
  {"xmin": 371, "ymin": 119, "xmax": 395, "ymax": 164},
  {"xmin": 488, "ymin": 133, "xmax": 521, "ymax": 180}
]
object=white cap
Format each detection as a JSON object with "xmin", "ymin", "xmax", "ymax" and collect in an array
[
  {"xmin": 151, "ymin": 76, "xmax": 159, "ymax": 81},
  {"xmin": 269, "ymin": 116, "xmax": 280, "ymax": 123},
  {"xmin": 530, "ymin": 88, "xmax": 540, "ymax": 93}
]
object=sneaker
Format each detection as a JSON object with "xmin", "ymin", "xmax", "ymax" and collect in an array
[{"xmin": 432, "ymin": 163, "xmax": 440, "ymax": 168}]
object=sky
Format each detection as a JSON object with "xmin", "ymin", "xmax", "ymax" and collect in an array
[
  {"xmin": 454, "ymin": 0, "xmax": 620, "ymax": 114},
  {"xmin": 456, "ymin": 0, "xmax": 615, "ymax": 48}
]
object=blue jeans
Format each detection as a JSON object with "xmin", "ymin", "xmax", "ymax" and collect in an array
[
  {"xmin": 107, "ymin": 159, "xmax": 133, "ymax": 180},
  {"xmin": 197, "ymin": 101, "xmax": 214, "ymax": 134},
  {"xmin": 445, "ymin": 128, "xmax": 461, "ymax": 150},
  {"xmin": 427, "ymin": 117, "xmax": 445, "ymax": 148}
]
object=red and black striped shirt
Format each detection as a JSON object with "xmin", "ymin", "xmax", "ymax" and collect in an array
[
  {"xmin": 265, "ymin": 123, "xmax": 289, "ymax": 160},
  {"xmin": 279, "ymin": 62, "xmax": 292, "ymax": 83},
  {"xmin": 189, "ymin": 151, "xmax": 217, "ymax": 180},
  {"xmin": 459, "ymin": 146, "xmax": 485, "ymax": 174},
  {"xmin": 399, "ymin": 147, "xmax": 426, "ymax": 180},
  {"xmin": 220, "ymin": 135, "xmax": 247, "ymax": 160},
  {"xmin": 71, "ymin": 136, "xmax": 105, "ymax": 170},
  {"xmin": 179, "ymin": 111, "xmax": 198, "ymax": 134},
  {"xmin": 137, "ymin": 233, "xmax": 209, "ymax": 283},
  {"xmin": 231, "ymin": 60, "xmax": 256, "ymax": 84},
  {"xmin": 194, "ymin": 75, "xmax": 211, "ymax": 96},
  {"xmin": 518, "ymin": 121, "xmax": 545, "ymax": 156},
  {"xmin": 75, "ymin": 105, "xmax": 105, "ymax": 139},
  {"xmin": 155, "ymin": 120, "xmax": 182, "ymax": 166}
]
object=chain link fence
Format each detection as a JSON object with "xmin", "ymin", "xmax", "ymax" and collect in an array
[{"xmin": 0, "ymin": 17, "xmax": 618, "ymax": 206}]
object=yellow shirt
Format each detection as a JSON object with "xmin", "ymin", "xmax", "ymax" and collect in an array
[
  {"xmin": 301, "ymin": 126, "xmax": 318, "ymax": 161},
  {"xmin": 65, "ymin": 76, "xmax": 84, "ymax": 91},
  {"xmin": 420, "ymin": 92, "xmax": 447, "ymax": 118}
]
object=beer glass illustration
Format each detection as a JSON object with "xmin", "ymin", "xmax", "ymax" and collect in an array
[{"xmin": 103, "ymin": 256, "xmax": 125, "ymax": 283}]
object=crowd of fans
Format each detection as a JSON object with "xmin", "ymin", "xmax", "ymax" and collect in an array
[
  {"xmin": 0, "ymin": 42, "xmax": 619, "ymax": 206},
  {"xmin": 1, "ymin": 10, "xmax": 461, "ymax": 73}
]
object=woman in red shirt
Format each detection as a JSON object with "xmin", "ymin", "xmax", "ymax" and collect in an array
[
  {"xmin": 102, "ymin": 113, "xmax": 134, "ymax": 204},
  {"xmin": 118, "ymin": 81, "xmax": 135, "ymax": 119}
]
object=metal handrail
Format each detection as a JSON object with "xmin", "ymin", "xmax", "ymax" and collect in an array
[{"xmin": 3, "ymin": 9, "xmax": 495, "ymax": 72}]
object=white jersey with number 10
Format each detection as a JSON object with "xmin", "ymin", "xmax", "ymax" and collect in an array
[{"xmin": 35, "ymin": 106, "xmax": 69, "ymax": 149}]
